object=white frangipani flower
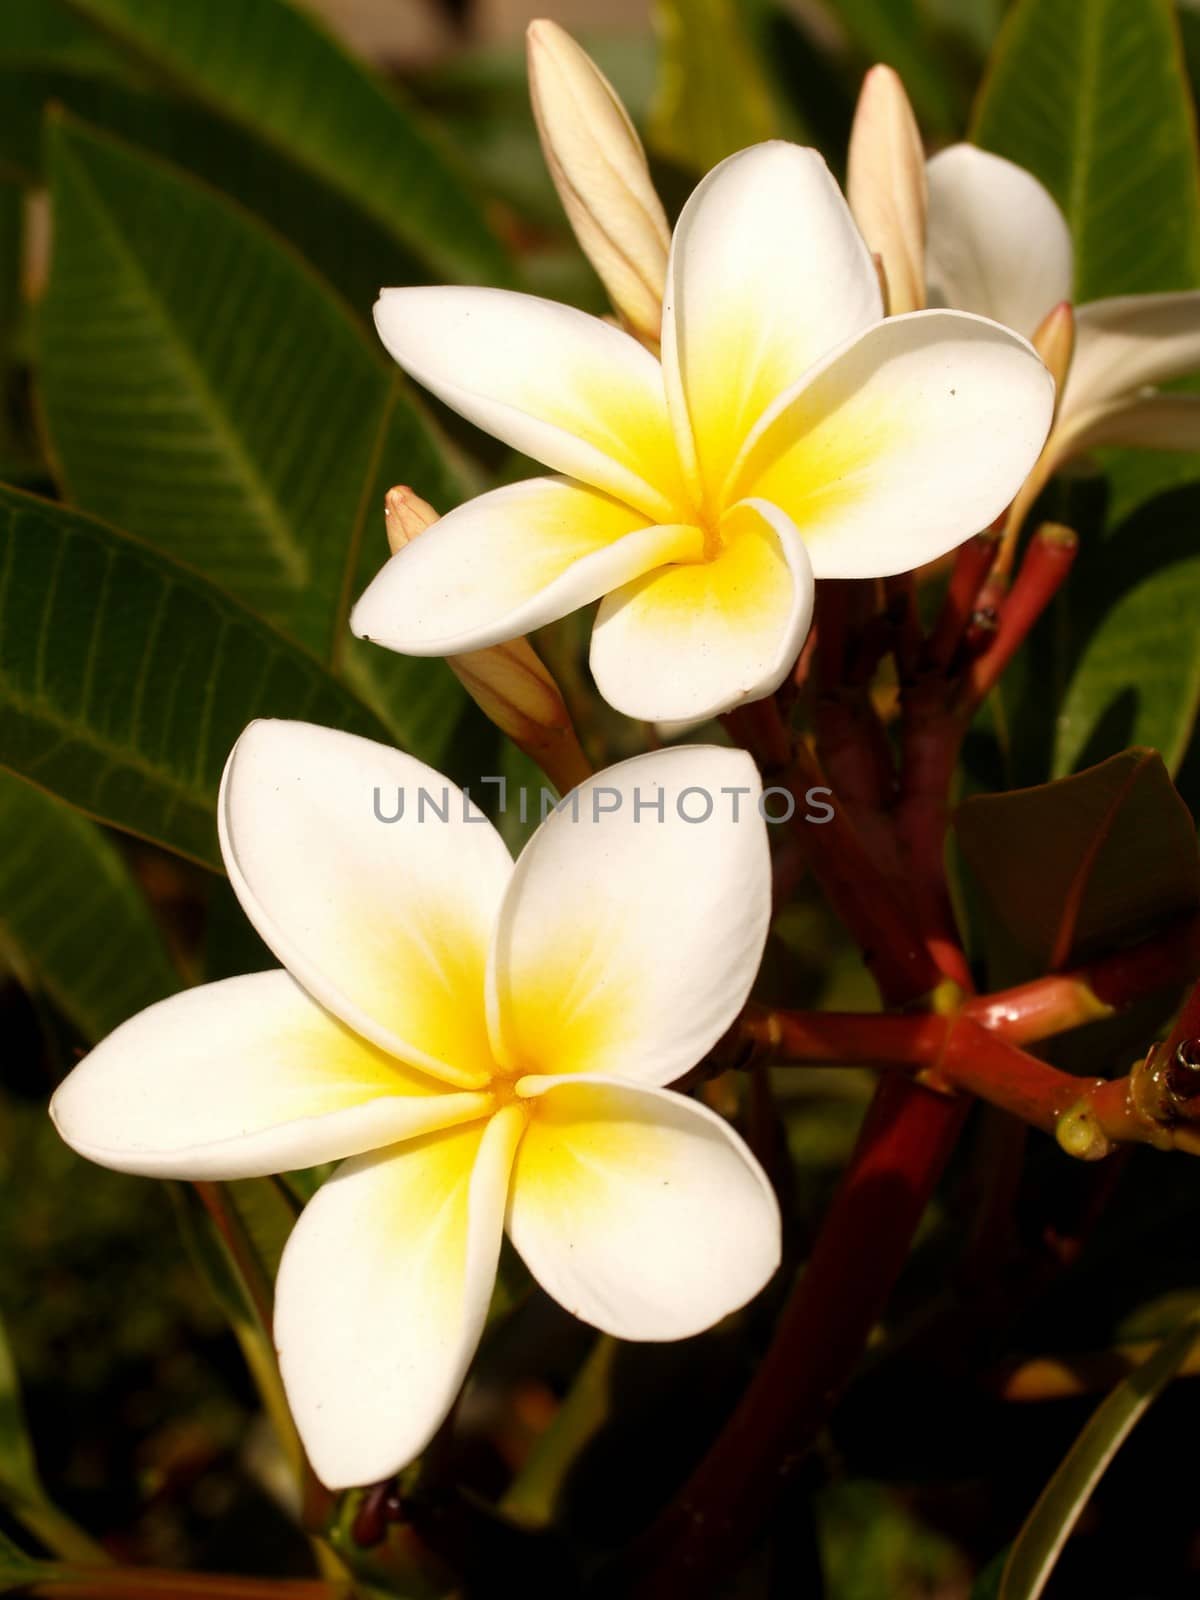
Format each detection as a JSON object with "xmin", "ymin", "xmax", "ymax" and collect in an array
[
  {"xmin": 49, "ymin": 721, "xmax": 781, "ymax": 1489},
  {"xmin": 352, "ymin": 141, "xmax": 1054, "ymax": 725},
  {"xmin": 926, "ymin": 143, "xmax": 1200, "ymax": 463}
]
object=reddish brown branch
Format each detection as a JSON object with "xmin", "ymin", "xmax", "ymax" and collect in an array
[
  {"xmin": 926, "ymin": 530, "xmax": 1001, "ymax": 670},
  {"xmin": 626, "ymin": 1079, "xmax": 966, "ymax": 1597},
  {"xmin": 963, "ymin": 523, "xmax": 1078, "ymax": 708}
]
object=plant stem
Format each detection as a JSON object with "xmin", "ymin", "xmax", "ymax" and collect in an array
[
  {"xmin": 962, "ymin": 523, "xmax": 1078, "ymax": 708},
  {"xmin": 625, "ymin": 1078, "xmax": 965, "ymax": 1597}
]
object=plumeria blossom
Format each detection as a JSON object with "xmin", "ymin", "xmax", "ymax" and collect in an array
[
  {"xmin": 351, "ymin": 139, "xmax": 1054, "ymax": 725},
  {"xmin": 848, "ymin": 65, "xmax": 1200, "ymax": 535},
  {"xmin": 49, "ymin": 721, "xmax": 781, "ymax": 1489},
  {"xmin": 925, "ymin": 144, "xmax": 1200, "ymax": 519}
]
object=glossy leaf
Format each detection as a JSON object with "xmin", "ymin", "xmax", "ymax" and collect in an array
[
  {"xmin": 955, "ymin": 748, "xmax": 1200, "ymax": 970},
  {"xmin": 973, "ymin": 0, "xmax": 1200, "ymax": 301},
  {"xmin": 649, "ymin": 0, "xmax": 782, "ymax": 171},
  {"xmin": 62, "ymin": 0, "xmax": 509, "ymax": 286},
  {"xmin": 1053, "ymin": 489, "xmax": 1200, "ymax": 776},
  {"xmin": 38, "ymin": 115, "xmax": 471, "ymax": 760},
  {"xmin": 0, "ymin": 483, "xmax": 387, "ymax": 868},
  {"xmin": 998, "ymin": 1317, "xmax": 1200, "ymax": 1600},
  {"xmin": 0, "ymin": 70, "xmax": 419, "ymax": 317},
  {"xmin": 0, "ymin": 769, "xmax": 177, "ymax": 1040}
]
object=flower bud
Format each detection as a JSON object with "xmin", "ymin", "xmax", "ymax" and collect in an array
[
  {"xmin": 526, "ymin": 18, "xmax": 671, "ymax": 344},
  {"xmin": 847, "ymin": 65, "xmax": 927, "ymax": 316},
  {"xmin": 381, "ymin": 488, "xmax": 590, "ymax": 794},
  {"xmin": 1031, "ymin": 300, "xmax": 1075, "ymax": 401},
  {"xmin": 384, "ymin": 484, "xmax": 438, "ymax": 551}
]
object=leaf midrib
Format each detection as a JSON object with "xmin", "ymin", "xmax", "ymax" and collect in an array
[{"xmin": 54, "ymin": 135, "xmax": 311, "ymax": 589}]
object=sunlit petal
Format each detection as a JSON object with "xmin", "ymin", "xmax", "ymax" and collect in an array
[
  {"xmin": 508, "ymin": 1076, "xmax": 781, "ymax": 1338},
  {"xmin": 661, "ymin": 142, "xmax": 882, "ymax": 503},
  {"xmin": 487, "ymin": 746, "xmax": 770, "ymax": 1087},
  {"xmin": 374, "ymin": 286, "xmax": 691, "ymax": 521},
  {"xmin": 589, "ymin": 498, "xmax": 814, "ymax": 722},
  {"xmin": 49, "ymin": 971, "xmax": 491, "ymax": 1180},
  {"xmin": 276, "ymin": 1106, "xmax": 523, "ymax": 1488},
  {"xmin": 732, "ymin": 310, "xmax": 1055, "ymax": 577},
  {"xmin": 219, "ymin": 720, "xmax": 513, "ymax": 1089},
  {"xmin": 351, "ymin": 476, "xmax": 700, "ymax": 655}
]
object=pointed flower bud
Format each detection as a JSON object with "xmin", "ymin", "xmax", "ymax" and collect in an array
[
  {"xmin": 1031, "ymin": 300, "xmax": 1075, "ymax": 404},
  {"xmin": 381, "ymin": 489, "xmax": 590, "ymax": 793},
  {"xmin": 384, "ymin": 484, "xmax": 438, "ymax": 551},
  {"xmin": 847, "ymin": 65, "xmax": 927, "ymax": 316},
  {"xmin": 526, "ymin": 18, "xmax": 671, "ymax": 344}
]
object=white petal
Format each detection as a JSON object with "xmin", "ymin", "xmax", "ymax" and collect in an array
[
  {"xmin": 351, "ymin": 476, "xmax": 700, "ymax": 655},
  {"xmin": 508, "ymin": 1076, "xmax": 781, "ymax": 1339},
  {"xmin": 373, "ymin": 287, "xmax": 691, "ymax": 522},
  {"xmin": 276, "ymin": 1106, "xmax": 523, "ymax": 1489},
  {"xmin": 219, "ymin": 721, "xmax": 513, "ymax": 1089},
  {"xmin": 487, "ymin": 746, "xmax": 770, "ymax": 1087},
  {"xmin": 1060, "ymin": 293, "xmax": 1200, "ymax": 422},
  {"xmin": 1064, "ymin": 391, "xmax": 1200, "ymax": 453},
  {"xmin": 49, "ymin": 972, "xmax": 490, "ymax": 1180},
  {"xmin": 925, "ymin": 144, "xmax": 1073, "ymax": 339},
  {"xmin": 732, "ymin": 310, "xmax": 1055, "ymax": 578},
  {"xmin": 589, "ymin": 498, "xmax": 814, "ymax": 722},
  {"xmin": 661, "ymin": 142, "xmax": 882, "ymax": 502}
]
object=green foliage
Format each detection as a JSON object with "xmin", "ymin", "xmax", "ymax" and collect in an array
[
  {"xmin": 649, "ymin": 0, "xmax": 783, "ymax": 170},
  {"xmin": 973, "ymin": 0, "xmax": 1200, "ymax": 301},
  {"xmin": 955, "ymin": 748, "xmax": 1200, "ymax": 970},
  {"xmin": 998, "ymin": 1317, "xmax": 1200, "ymax": 1599},
  {"xmin": 1052, "ymin": 488, "xmax": 1200, "ymax": 775},
  {"xmin": 0, "ymin": 769, "xmax": 177, "ymax": 1039},
  {"xmin": 811, "ymin": 0, "xmax": 966, "ymax": 134},
  {"xmin": 38, "ymin": 116, "xmax": 471, "ymax": 761},
  {"xmin": 62, "ymin": 0, "xmax": 511, "ymax": 286},
  {"xmin": 0, "ymin": 483, "xmax": 387, "ymax": 867}
]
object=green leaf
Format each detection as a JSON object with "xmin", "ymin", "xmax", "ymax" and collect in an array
[
  {"xmin": 810, "ymin": 0, "xmax": 964, "ymax": 134},
  {"xmin": 1052, "ymin": 488, "xmax": 1200, "ymax": 776},
  {"xmin": 0, "ymin": 481, "xmax": 387, "ymax": 868},
  {"xmin": 972, "ymin": 0, "xmax": 1200, "ymax": 301},
  {"xmin": 38, "ymin": 114, "xmax": 472, "ymax": 761},
  {"xmin": 0, "ymin": 1314, "xmax": 108, "ymax": 1565},
  {"xmin": 649, "ymin": 0, "xmax": 782, "ymax": 171},
  {"xmin": 0, "ymin": 768, "xmax": 177, "ymax": 1039},
  {"xmin": 998, "ymin": 1316, "xmax": 1200, "ymax": 1600},
  {"xmin": 0, "ymin": 0, "xmax": 133, "ymax": 78},
  {"xmin": 62, "ymin": 0, "xmax": 509, "ymax": 286},
  {"xmin": 0, "ymin": 70, "xmax": 421, "ymax": 318},
  {"xmin": 0, "ymin": 1317, "xmax": 40, "ymax": 1511},
  {"xmin": 955, "ymin": 748, "xmax": 1200, "ymax": 971}
]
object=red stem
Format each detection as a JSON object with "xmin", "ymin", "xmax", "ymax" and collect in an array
[
  {"xmin": 964, "ymin": 524, "xmax": 1078, "ymax": 708},
  {"xmin": 627, "ymin": 1079, "xmax": 965, "ymax": 1597},
  {"xmin": 926, "ymin": 531, "xmax": 1001, "ymax": 670}
]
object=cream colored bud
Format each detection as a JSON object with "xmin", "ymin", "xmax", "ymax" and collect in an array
[
  {"xmin": 384, "ymin": 485, "xmax": 438, "ymax": 551},
  {"xmin": 1031, "ymin": 300, "xmax": 1075, "ymax": 400},
  {"xmin": 847, "ymin": 65, "xmax": 927, "ymax": 315},
  {"xmin": 381, "ymin": 488, "xmax": 591, "ymax": 794},
  {"xmin": 526, "ymin": 18, "xmax": 670, "ymax": 344}
]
